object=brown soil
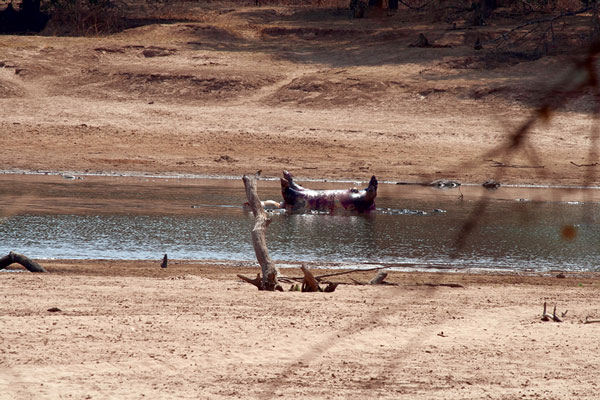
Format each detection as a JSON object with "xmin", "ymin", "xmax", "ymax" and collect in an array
[
  {"xmin": 2, "ymin": 261, "xmax": 600, "ymax": 399},
  {"xmin": 0, "ymin": 3, "xmax": 596, "ymax": 185}
]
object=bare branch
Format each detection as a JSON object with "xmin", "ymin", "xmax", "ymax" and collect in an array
[
  {"xmin": 481, "ymin": 7, "xmax": 591, "ymax": 48},
  {"xmin": 314, "ymin": 266, "xmax": 390, "ymax": 280}
]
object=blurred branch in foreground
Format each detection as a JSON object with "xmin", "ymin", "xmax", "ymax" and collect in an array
[{"xmin": 454, "ymin": 41, "xmax": 600, "ymax": 253}]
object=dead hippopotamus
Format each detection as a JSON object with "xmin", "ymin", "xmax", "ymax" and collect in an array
[{"xmin": 280, "ymin": 170, "xmax": 377, "ymax": 214}]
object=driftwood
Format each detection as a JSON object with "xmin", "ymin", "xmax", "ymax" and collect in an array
[
  {"xmin": 313, "ymin": 266, "xmax": 389, "ymax": 280},
  {"xmin": 301, "ymin": 265, "xmax": 321, "ymax": 292},
  {"xmin": 369, "ymin": 270, "xmax": 388, "ymax": 284},
  {"xmin": 541, "ymin": 302, "xmax": 562, "ymax": 322},
  {"xmin": 584, "ymin": 317, "xmax": 600, "ymax": 324},
  {"xmin": 300, "ymin": 266, "xmax": 338, "ymax": 292},
  {"xmin": 238, "ymin": 273, "xmax": 263, "ymax": 287},
  {"xmin": 350, "ymin": 270, "xmax": 398, "ymax": 286},
  {"xmin": 238, "ymin": 174, "xmax": 282, "ymax": 291},
  {"xmin": 0, "ymin": 252, "xmax": 47, "ymax": 272}
]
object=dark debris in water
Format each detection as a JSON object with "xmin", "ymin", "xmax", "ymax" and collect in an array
[{"xmin": 377, "ymin": 208, "xmax": 446, "ymax": 215}]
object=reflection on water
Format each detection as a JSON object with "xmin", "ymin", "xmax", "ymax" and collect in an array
[{"xmin": 2, "ymin": 197, "xmax": 600, "ymax": 272}]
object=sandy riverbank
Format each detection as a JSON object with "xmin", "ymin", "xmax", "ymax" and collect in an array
[{"xmin": 1, "ymin": 261, "xmax": 600, "ymax": 399}]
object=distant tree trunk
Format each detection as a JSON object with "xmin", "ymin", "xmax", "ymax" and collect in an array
[{"xmin": 472, "ymin": 0, "xmax": 497, "ymax": 26}]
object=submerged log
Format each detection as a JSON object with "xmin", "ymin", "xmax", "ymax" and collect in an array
[{"xmin": 0, "ymin": 252, "xmax": 47, "ymax": 272}]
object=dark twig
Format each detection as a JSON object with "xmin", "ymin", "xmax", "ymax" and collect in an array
[
  {"xmin": 419, "ymin": 282, "xmax": 465, "ymax": 288},
  {"xmin": 570, "ymin": 161, "xmax": 600, "ymax": 167},
  {"xmin": 486, "ymin": 159, "xmax": 544, "ymax": 168}
]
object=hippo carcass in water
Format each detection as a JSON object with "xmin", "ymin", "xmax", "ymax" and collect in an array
[{"xmin": 280, "ymin": 170, "xmax": 377, "ymax": 214}]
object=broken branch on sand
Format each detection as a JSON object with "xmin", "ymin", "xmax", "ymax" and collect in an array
[
  {"xmin": 313, "ymin": 266, "xmax": 390, "ymax": 280},
  {"xmin": 570, "ymin": 161, "xmax": 600, "ymax": 167},
  {"xmin": 0, "ymin": 252, "xmax": 47, "ymax": 272},
  {"xmin": 286, "ymin": 266, "xmax": 338, "ymax": 292},
  {"xmin": 541, "ymin": 301, "xmax": 562, "ymax": 322},
  {"xmin": 300, "ymin": 265, "xmax": 338, "ymax": 292},
  {"xmin": 369, "ymin": 270, "xmax": 388, "ymax": 285},
  {"xmin": 301, "ymin": 265, "xmax": 321, "ymax": 292},
  {"xmin": 419, "ymin": 282, "xmax": 465, "ymax": 288},
  {"xmin": 350, "ymin": 270, "xmax": 398, "ymax": 286}
]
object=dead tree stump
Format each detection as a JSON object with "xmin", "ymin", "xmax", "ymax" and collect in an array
[
  {"xmin": 0, "ymin": 252, "xmax": 47, "ymax": 272},
  {"xmin": 238, "ymin": 174, "xmax": 282, "ymax": 291}
]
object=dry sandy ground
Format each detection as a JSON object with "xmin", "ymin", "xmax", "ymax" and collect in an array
[
  {"xmin": 1, "ymin": 261, "xmax": 600, "ymax": 399},
  {"xmin": 0, "ymin": 3, "xmax": 598, "ymax": 185}
]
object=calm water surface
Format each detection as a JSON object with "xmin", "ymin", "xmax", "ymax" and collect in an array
[{"xmin": 1, "ymin": 176, "xmax": 599, "ymax": 272}]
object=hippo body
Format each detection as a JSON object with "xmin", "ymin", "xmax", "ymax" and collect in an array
[{"xmin": 280, "ymin": 170, "xmax": 377, "ymax": 214}]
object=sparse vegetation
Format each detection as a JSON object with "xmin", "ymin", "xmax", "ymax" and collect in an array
[{"xmin": 43, "ymin": 0, "xmax": 127, "ymax": 35}]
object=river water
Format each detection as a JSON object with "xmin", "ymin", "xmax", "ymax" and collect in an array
[{"xmin": 1, "ymin": 174, "xmax": 599, "ymax": 272}]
